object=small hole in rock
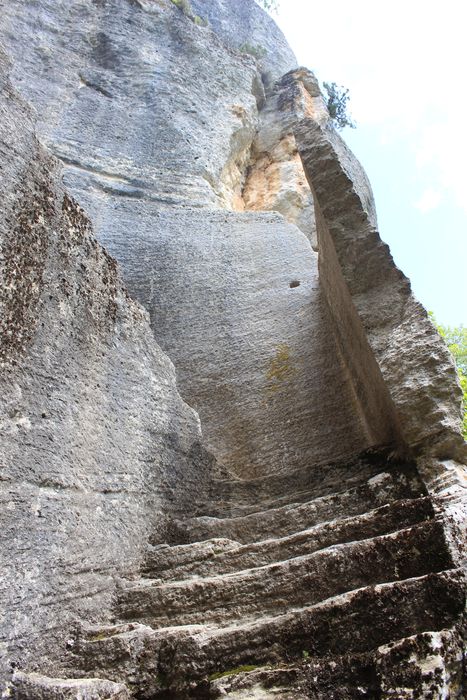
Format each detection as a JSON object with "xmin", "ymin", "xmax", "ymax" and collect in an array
[{"xmin": 289, "ymin": 280, "xmax": 300, "ymax": 288}]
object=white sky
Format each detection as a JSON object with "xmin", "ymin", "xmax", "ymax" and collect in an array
[{"xmin": 274, "ymin": 0, "xmax": 466, "ymax": 326}]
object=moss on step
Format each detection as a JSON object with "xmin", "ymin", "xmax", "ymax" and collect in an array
[
  {"xmin": 209, "ymin": 664, "xmax": 263, "ymax": 681},
  {"xmin": 88, "ymin": 627, "xmax": 122, "ymax": 642}
]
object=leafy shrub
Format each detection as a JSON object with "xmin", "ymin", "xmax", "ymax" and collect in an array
[
  {"xmin": 323, "ymin": 81, "xmax": 356, "ymax": 130},
  {"xmin": 431, "ymin": 314, "xmax": 467, "ymax": 440}
]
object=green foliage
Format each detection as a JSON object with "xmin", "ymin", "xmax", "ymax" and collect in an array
[
  {"xmin": 256, "ymin": 0, "xmax": 280, "ymax": 13},
  {"xmin": 322, "ymin": 81, "xmax": 356, "ymax": 130},
  {"xmin": 239, "ymin": 42, "xmax": 267, "ymax": 60},
  {"xmin": 170, "ymin": 0, "xmax": 191, "ymax": 12},
  {"xmin": 302, "ymin": 650, "xmax": 310, "ymax": 660},
  {"xmin": 431, "ymin": 313, "xmax": 467, "ymax": 440}
]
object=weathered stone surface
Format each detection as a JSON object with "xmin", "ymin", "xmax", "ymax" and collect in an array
[
  {"xmin": 0, "ymin": 0, "xmax": 466, "ymax": 697},
  {"xmin": 375, "ymin": 628, "xmax": 465, "ymax": 699},
  {"xmin": 12, "ymin": 673, "xmax": 130, "ymax": 700},
  {"xmin": 243, "ymin": 69, "xmax": 319, "ymax": 248},
  {"xmin": 189, "ymin": 0, "xmax": 297, "ymax": 82},
  {"xmin": 293, "ymin": 71, "xmax": 466, "ymax": 461},
  {"xmin": 0, "ymin": 0, "xmax": 272, "ymax": 214},
  {"xmin": 94, "ymin": 206, "xmax": 369, "ymax": 477},
  {"xmin": 418, "ymin": 457, "xmax": 467, "ymax": 569},
  {"xmin": 0, "ymin": 1, "xmax": 347, "ymax": 480},
  {"xmin": 68, "ymin": 452, "xmax": 465, "ymax": 697},
  {"xmin": 0, "ymin": 51, "xmax": 213, "ymax": 691}
]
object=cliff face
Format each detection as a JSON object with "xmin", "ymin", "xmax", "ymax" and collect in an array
[
  {"xmin": 0, "ymin": 0, "xmax": 372, "ymax": 477},
  {"xmin": 0, "ymin": 1, "xmax": 466, "ymax": 698},
  {"xmin": 0, "ymin": 49, "xmax": 214, "ymax": 687}
]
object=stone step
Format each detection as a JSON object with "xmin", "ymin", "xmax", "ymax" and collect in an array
[
  {"xmin": 76, "ymin": 570, "xmax": 465, "ymax": 695},
  {"xmin": 142, "ymin": 497, "xmax": 435, "ymax": 581},
  {"xmin": 163, "ymin": 570, "xmax": 465, "ymax": 690},
  {"xmin": 210, "ymin": 665, "xmax": 305, "ymax": 699},
  {"xmin": 172, "ymin": 469, "xmax": 427, "ymax": 545},
  {"xmin": 118, "ymin": 520, "xmax": 451, "ymax": 627},
  {"xmin": 12, "ymin": 672, "xmax": 130, "ymax": 699},
  {"xmin": 213, "ymin": 626, "xmax": 465, "ymax": 699},
  {"xmin": 203, "ymin": 451, "xmax": 408, "ymax": 517}
]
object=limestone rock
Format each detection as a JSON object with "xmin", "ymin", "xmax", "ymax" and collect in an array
[
  {"xmin": 12, "ymin": 673, "xmax": 130, "ymax": 700},
  {"xmin": 243, "ymin": 70, "xmax": 320, "ymax": 248},
  {"xmin": 189, "ymin": 0, "xmax": 297, "ymax": 82},
  {"xmin": 0, "ymin": 50, "xmax": 213, "ymax": 689},
  {"xmin": 293, "ymin": 74, "xmax": 466, "ymax": 460},
  {"xmin": 68, "ymin": 452, "xmax": 465, "ymax": 698},
  {"xmin": 94, "ymin": 206, "xmax": 369, "ymax": 478},
  {"xmin": 0, "ymin": 2, "xmax": 398, "ymax": 476},
  {"xmin": 0, "ymin": 0, "xmax": 466, "ymax": 697},
  {"xmin": 0, "ymin": 0, "xmax": 261, "ymax": 212}
]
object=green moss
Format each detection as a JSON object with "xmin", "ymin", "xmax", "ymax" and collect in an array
[
  {"xmin": 209, "ymin": 664, "xmax": 261, "ymax": 681},
  {"xmin": 170, "ymin": 0, "xmax": 207, "ymax": 25},
  {"xmin": 238, "ymin": 42, "xmax": 267, "ymax": 59},
  {"xmin": 88, "ymin": 627, "xmax": 121, "ymax": 642}
]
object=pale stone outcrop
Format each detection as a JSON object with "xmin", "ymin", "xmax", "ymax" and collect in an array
[{"xmin": 243, "ymin": 70, "xmax": 320, "ymax": 247}]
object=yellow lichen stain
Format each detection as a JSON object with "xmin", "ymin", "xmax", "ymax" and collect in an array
[
  {"xmin": 231, "ymin": 104, "xmax": 247, "ymax": 120},
  {"xmin": 266, "ymin": 343, "xmax": 295, "ymax": 392}
]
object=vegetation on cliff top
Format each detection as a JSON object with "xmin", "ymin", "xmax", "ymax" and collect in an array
[
  {"xmin": 432, "ymin": 315, "xmax": 467, "ymax": 439},
  {"xmin": 256, "ymin": 0, "xmax": 280, "ymax": 12},
  {"xmin": 323, "ymin": 81, "xmax": 356, "ymax": 130}
]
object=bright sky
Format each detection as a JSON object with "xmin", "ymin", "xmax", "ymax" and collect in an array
[{"xmin": 275, "ymin": 0, "xmax": 466, "ymax": 326}]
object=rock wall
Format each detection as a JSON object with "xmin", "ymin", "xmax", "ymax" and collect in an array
[
  {"xmin": 96, "ymin": 206, "xmax": 369, "ymax": 477},
  {"xmin": 292, "ymin": 72, "xmax": 466, "ymax": 461},
  {"xmin": 189, "ymin": 0, "xmax": 297, "ymax": 81},
  {"xmin": 0, "ymin": 51, "xmax": 214, "ymax": 686},
  {"xmin": 1, "ymin": 0, "xmax": 263, "ymax": 210},
  {"xmin": 0, "ymin": 0, "xmax": 371, "ymax": 476},
  {"xmin": 0, "ymin": 0, "xmax": 466, "ymax": 698}
]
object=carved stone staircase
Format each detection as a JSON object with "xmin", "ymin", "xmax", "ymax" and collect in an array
[{"xmin": 58, "ymin": 451, "xmax": 464, "ymax": 699}]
